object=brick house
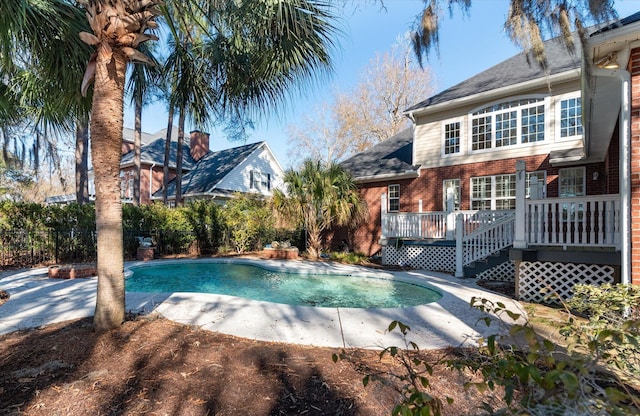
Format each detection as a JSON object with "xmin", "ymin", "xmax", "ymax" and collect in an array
[
  {"xmin": 118, "ymin": 128, "xmax": 284, "ymax": 205},
  {"xmin": 340, "ymin": 12, "xmax": 640, "ymax": 301}
]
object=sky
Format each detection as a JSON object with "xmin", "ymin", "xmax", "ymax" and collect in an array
[{"xmin": 125, "ymin": 0, "xmax": 640, "ymax": 169}]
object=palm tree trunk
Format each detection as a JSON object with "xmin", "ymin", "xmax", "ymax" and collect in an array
[
  {"xmin": 75, "ymin": 115, "xmax": 89, "ymax": 204},
  {"xmin": 175, "ymin": 109, "xmax": 185, "ymax": 206},
  {"xmin": 162, "ymin": 106, "xmax": 174, "ymax": 204},
  {"xmin": 133, "ymin": 98, "xmax": 142, "ymax": 206},
  {"xmin": 91, "ymin": 47, "xmax": 127, "ymax": 331}
]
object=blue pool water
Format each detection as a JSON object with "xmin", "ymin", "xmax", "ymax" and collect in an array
[{"xmin": 126, "ymin": 262, "xmax": 442, "ymax": 308}]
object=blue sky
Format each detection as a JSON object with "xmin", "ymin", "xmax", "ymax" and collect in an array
[{"xmin": 126, "ymin": 0, "xmax": 640, "ymax": 169}]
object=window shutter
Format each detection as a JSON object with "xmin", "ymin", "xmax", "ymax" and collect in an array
[
  {"xmin": 267, "ymin": 174, "xmax": 271, "ymax": 191},
  {"xmin": 250, "ymin": 170, "xmax": 254, "ymax": 189}
]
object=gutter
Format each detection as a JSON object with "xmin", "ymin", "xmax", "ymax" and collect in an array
[{"xmin": 354, "ymin": 169, "xmax": 420, "ymax": 184}]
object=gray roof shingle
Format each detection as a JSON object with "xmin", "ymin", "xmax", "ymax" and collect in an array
[
  {"xmin": 121, "ymin": 138, "xmax": 196, "ymax": 170},
  {"xmin": 340, "ymin": 128, "xmax": 417, "ymax": 179},
  {"xmin": 160, "ymin": 141, "xmax": 264, "ymax": 197},
  {"xmin": 405, "ymin": 34, "xmax": 582, "ymax": 112}
]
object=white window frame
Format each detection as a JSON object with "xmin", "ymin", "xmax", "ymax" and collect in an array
[
  {"xmin": 559, "ymin": 167, "xmax": 586, "ymax": 197},
  {"xmin": 388, "ymin": 184, "xmax": 400, "ymax": 212},
  {"xmin": 555, "ymin": 92, "xmax": 583, "ymax": 141},
  {"xmin": 468, "ymin": 95, "xmax": 550, "ymax": 153},
  {"xmin": 250, "ymin": 170, "xmax": 271, "ymax": 192},
  {"xmin": 470, "ymin": 173, "xmax": 546, "ymax": 210},
  {"xmin": 442, "ymin": 179, "xmax": 460, "ymax": 211},
  {"xmin": 441, "ymin": 119, "xmax": 462, "ymax": 157}
]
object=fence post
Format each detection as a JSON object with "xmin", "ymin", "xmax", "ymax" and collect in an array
[{"xmin": 455, "ymin": 213, "xmax": 464, "ymax": 277}]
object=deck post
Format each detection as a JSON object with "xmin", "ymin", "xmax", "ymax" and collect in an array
[
  {"xmin": 514, "ymin": 160, "xmax": 527, "ymax": 249},
  {"xmin": 455, "ymin": 213, "xmax": 464, "ymax": 277}
]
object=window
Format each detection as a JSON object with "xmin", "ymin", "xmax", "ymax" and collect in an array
[
  {"xmin": 526, "ymin": 171, "xmax": 546, "ymax": 199},
  {"xmin": 559, "ymin": 167, "xmax": 585, "ymax": 197},
  {"xmin": 494, "ymin": 175, "xmax": 516, "ymax": 209},
  {"xmin": 388, "ymin": 185, "xmax": 400, "ymax": 212},
  {"xmin": 250, "ymin": 170, "xmax": 271, "ymax": 191},
  {"xmin": 558, "ymin": 96, "xmax": 583, "ymax": 139},
  {"xmin": 471, "ymin": 97, "xmax": 546, "ymax": 150},
  {"xmin": 442, "ymin": 179, "xmax": 460, "ymax": 211},
  {"xmin": 471, "ymin": 177, "xmax": 492, "ymax": 210},
  {"xmin": 443, "ymin": 121, "xmax": 461, "ymax": 155}
]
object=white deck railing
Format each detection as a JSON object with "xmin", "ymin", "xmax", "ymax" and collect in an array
[
  {"xmin": 458, "ymin": 212, "xmax": 516, "ymax": 269},
  {"xmin": 382, "ymin": 211, "xmax": 448, "ymax": 239},
  {"xmin": 525, "ymin": 195, "xmax": 620, "ymax": 249}
]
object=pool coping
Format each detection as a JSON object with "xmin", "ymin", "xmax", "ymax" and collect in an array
[{"xmin": 0, "ymin": 258, "xmax": 526, "ymax": 350}]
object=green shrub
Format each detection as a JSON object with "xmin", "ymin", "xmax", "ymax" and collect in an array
[
  {"xmin": 221, "ymin": 194, "xmax": 275, "ymax": 253},
  {"xmin": 335, "ymin": 289, "xmax": 640, "ymax": 416},
  {"xmin": 182, "ymin": 200, "xmax": 223, "ymax": 254}
]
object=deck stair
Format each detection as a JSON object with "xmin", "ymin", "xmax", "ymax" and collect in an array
[{"xmin": 462, "ymin": 246, "xmax": 511, "ymax": 278}]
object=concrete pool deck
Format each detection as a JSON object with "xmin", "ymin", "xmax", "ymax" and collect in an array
[{"xmin": 0, "ymin": 258, "xmax": 525, "ymax": 350}]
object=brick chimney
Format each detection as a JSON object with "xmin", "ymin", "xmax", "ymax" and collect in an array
[{"xmin": 189, "ymin": 130, "xmax": 210, "ymax": 161}]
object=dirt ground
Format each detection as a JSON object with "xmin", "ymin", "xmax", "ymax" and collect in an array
[{"xmin": 0, "ymin": 266, "xmax": 515, "ymax": 415}]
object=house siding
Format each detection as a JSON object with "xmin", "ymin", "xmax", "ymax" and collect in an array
[
  {"xmin": 413, "ymin": 82, "xmax": 583, "ymax": 169},
  {"xmin": 630, "ymin": 47, "xmax": 640, "ymax": 285},
  {"xmin": 215, "ymin": 145, "xmax": 284, "ymax": 196}
]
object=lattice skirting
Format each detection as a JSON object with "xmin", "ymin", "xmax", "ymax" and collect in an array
[
  {"xmin": 476, "ymin": 261, "xmax": 515, "ymax": 282},
  {"xmin": 383, "ymin": 245, "xmax": 455, "ymax": 272},
  {"xmin": 517, "ymin": 261, "xmax": 616, "ymax": 304}
]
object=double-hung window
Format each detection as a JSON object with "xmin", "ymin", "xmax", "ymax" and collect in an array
[
  {"xmin": 471, "ymin": 97, "xmax": 547, "ymax": 151},
  {"xmin": 388, "ymin": 184, "xmax": 400, "ymax": 212},
  {"xmin": 250, "ymin": 170, "xmax": 271, "ymax": 191},
  {"xmin": 443, "ymin": 120, "xmax": 461, "ymax": 155},
  {"xmin": 557, "ymin": 93, "xmax": 583, "ymax": 140}
]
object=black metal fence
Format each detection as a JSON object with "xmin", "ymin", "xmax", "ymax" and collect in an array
[{"xmin": 0, "ymin": 229, "xmax": 200, "ymax": 268}]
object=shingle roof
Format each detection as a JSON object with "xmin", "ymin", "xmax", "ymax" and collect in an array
[
  {"xmin": 340, "ymin": 128, "xmax": 418, "ymax": 179},
  {"xmin": 121, "ymin": 138, "xmax": 196, "ymax": 170},
  {"xmin": 160, "ymin": 141, "xmax": 264, "ymax": 197},
  {"xmin": 405, "ymin": 34, "xmax": 582, "ymax": 112}
]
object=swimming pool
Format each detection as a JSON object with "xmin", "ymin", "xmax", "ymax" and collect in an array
[{"xmin": 126, "ymin": 261, "xmax": 442, "ymax": 308}]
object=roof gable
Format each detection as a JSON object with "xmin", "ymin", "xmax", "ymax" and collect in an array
[{"xmin": 161, "ymin": 141, "xmax": 264, "ymax": 197}]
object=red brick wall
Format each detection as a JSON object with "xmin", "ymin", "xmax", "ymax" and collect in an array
[
  {"xmin": 630, "ymin": 48, "xmax": 640, "ymax": 285},
  {"xmin": 120, "ymin": 165, "xmax": 175, "ymax": 205},
  {"xmin": 342, "ymin": 151, "xmax": 615, "ymax": 256},
  {"xmin": 189, "ymin": 130, "xmax": 210, "ymax": 161}
]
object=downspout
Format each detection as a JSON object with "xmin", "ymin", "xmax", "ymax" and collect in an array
[
  {"xmin": 619, "ymin": 70, "xmax": 631, "ymax": 285},
  {"xmin": 149, "ymin": 163, "xmax": 156, "ymax": 202}
]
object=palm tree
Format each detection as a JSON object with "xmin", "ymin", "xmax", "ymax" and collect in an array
[
  {"xmin": 272, "ymin": 160, "xmax": 367, "ymax": 259},
  {"xmin": 77, "ymin": 0, "xmax": 339, "ymax": 330}
]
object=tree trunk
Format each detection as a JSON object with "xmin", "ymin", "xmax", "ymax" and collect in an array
[
  {"xmin": 162, "ymin": 106, "xmax": 174, "ymax": 205},
  {"xmin": 175, "ymin": 109, "xmax": 185, "ymax": 206},
  {"xmin": 91, "ymin": 47, "xmax": 127, "ymax": 331},
  {"xmin": 75, "ymin": 115, "xmax": 90, "ymax": 204},
  {"xmin": 133, "ymin": 98, "xmax": 142, "ymax": 206}
]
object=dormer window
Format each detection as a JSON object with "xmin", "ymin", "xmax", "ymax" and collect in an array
[{"xmin": 470, "ymin": 97, "xmax": 547, "ymax": 151}]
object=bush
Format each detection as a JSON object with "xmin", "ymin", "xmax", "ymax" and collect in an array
[
  {"xmin": 335, "ymin": 288, "xmax": 640, "ymax": 416},
  {"xmin": 221, "ymin": 194, "xmax": 276, "ymax": 253}
]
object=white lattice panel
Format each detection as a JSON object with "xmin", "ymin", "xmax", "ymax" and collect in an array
[
  {"xmin": 518, "ymin": 261, "xmax": 615, "ymax": 304},
  {"xmin": 476, "ymin": 261, "xmax": 515, "ymax": 282},
  {"xmin": 383, "ymin": 246, "xmax": 455, "ymax": 272}
]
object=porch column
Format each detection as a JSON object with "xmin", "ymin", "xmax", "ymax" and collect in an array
[
  {"xmin": 455, "ymin": 213, "xmax": 464, "ymax": 277},
  {"xmin": 513, "ymin": 160, "xmax": 527, "ymax": 249}
]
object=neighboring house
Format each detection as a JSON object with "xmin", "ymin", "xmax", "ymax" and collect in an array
[
  {"xmin": 340, "ymin": 12, "xmax": 640, "ymax": 302},
  {"xmin": 119, "ymin": 129, "xmax": 284, "ymax": 205}
]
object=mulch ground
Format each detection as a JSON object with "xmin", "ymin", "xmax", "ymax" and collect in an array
[{"xmin": 0, "ymin": 265, "xmax": 515, "ymax": 415}]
